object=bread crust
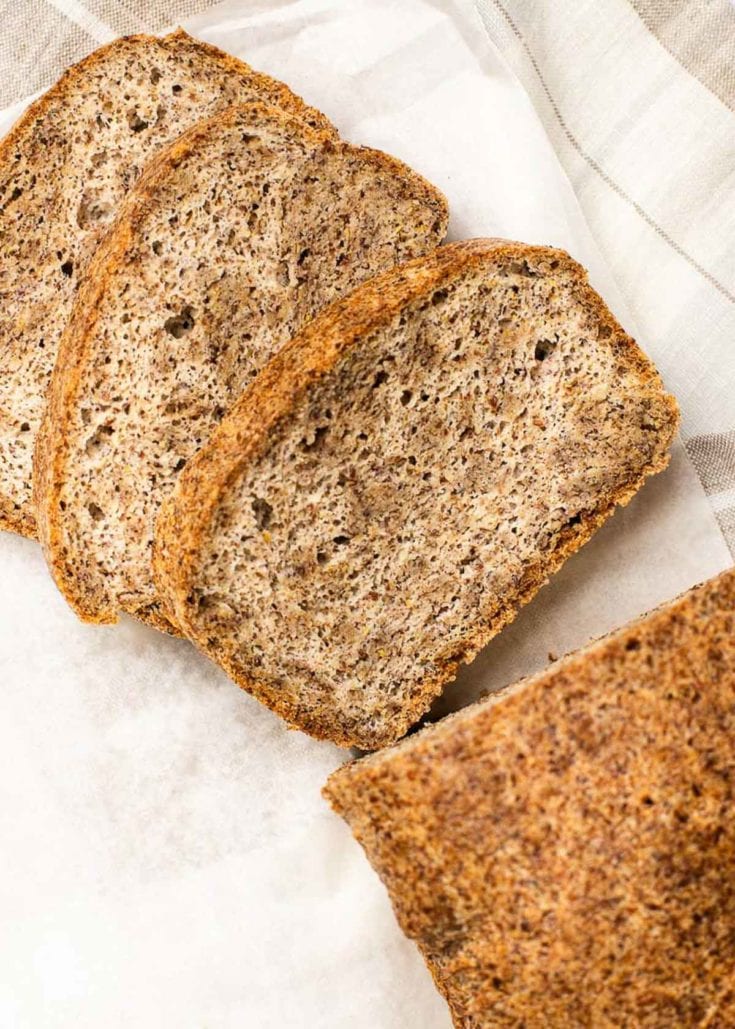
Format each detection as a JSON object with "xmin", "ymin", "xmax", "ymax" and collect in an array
[
  {"xmin": 34, "ymin": 102, "xmax": 448, "ymax": 631},
  {"xmin": 154, "ymin": 238, "xmax": 679, "ymax": 747},
  {"xmin": 323, "ymin": 566, "xmax": 735, "ymax": 1027},
  {"xmin": 0, "ymin": 28, "xmax": 335, "ymax": 538}
]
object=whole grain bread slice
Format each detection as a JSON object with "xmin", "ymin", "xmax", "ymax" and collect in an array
[
  {"xmin": 155, "ymin": 238, "xmax": 679, "ymax": 748},
  {"xmin": 34, "ymin": 102, "xmax": 448, "ymax": 633},
  {"xmin": 0, "ymin": 29, "xmax": 334, "ymax": 539},
  {"xmin": 323, "ymin": 566, "xmax": 735, "ymax": 1028}
]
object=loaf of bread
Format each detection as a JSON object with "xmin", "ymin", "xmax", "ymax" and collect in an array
[
  {"xmin": 0, "ymin": 29, "xmax": 333, "ymax": 538},
  {"xmin": 155, "ymin": 239, "xmax": 678, "ymax": 748},
  {"xmin": 324, "ymin": 566, "xmax": 735, "ymax": 1027},
  {"xmin": 35, "ymin": 102, "xmax": 448, "ymax": 632}
]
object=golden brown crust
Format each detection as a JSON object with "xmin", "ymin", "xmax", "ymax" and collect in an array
[
  {"xmin": 0, "ymin": 28, "xmax": 336, "ymax": 537},
  {"xmin": 155, "ymin": 238, "xmax": 679, "ymax": 748},
  {"xmin": 324, "ymin": 566, "xmax": 735, "ymax": 1027}
]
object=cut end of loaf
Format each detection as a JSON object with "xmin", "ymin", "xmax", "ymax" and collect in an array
[
  {"xmin": 323, "ymin": 566, "xmax": 735, "ymax": 1026},
  {"xmin": 158, "ymin": 238, "xmax": 679, "ymax": 750}
]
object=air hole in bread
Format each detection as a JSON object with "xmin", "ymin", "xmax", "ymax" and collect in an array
[
  {"xmin": 87, "ymin": 502, "xmax": 104, "ymax": 522},
  {"xmin": 77, "ymin": 197, "xmax": 113, "ymax": 228},
  {"xmin": 84, "ymin": 424, "xmax": 113, "ymax": 456},
  {"xmin": 60, "ymin": 261, "xmax": 73, "ymax": 277},
  {"xmin": 164, "ymin": 306, "xmax": 195, "ymax": 338},
  {"xmin": 128, "ymin": 111, "xmax": 149, "ymax": 133},
  {"xmin": 252, "ymin": 496, "xmax": 272, "ymax": 531},
  {"xmin": 534, "ymin": 339, "xmax": 556, "ymax": 361},
  {"xmin": 507, "ymin": 260, "xmax": 536, "ymax": 277},
  {"xmin": 301, "ymin": 425, "xmax": 329, "ymax": 452}
]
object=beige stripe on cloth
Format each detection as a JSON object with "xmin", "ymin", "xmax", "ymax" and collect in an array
[
  {"xmin": 631, "ymin": 0, "xmax": 735, "ymax": 111},
  {"xmin": 0, "ymin": 0, "xmax": 221, "ymax": 107},
  {"xmin": 686, "ymin": 431, "xmax": 735, "ymax": 497}
]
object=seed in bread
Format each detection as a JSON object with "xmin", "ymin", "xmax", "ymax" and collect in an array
[
  {"xmin": 34, "ymin": 102, "xmax": 448, "ymax": 632},
  {"xmin": 155, "ymin": 238, "xmax": 679, "ymax": 748},
  {"xmin": 324, "ymin": 566, "xmax": 735, "ymax": 1028},
  {"xmin": 0, "ymin": 28, "xmax": 333, "ymax": 538}
]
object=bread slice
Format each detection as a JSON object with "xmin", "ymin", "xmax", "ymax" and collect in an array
[
  {"xmin": 324, "ymin": 566, "xmax": 735, "ymax": 1027},
  {"xmin": 0, "ymin": 29, "xmax": 334, "ymax": 539},
  {"xmin": 34, "ymin": 102, "xmax": 448, "ymax": 633},
  {"xmin": 155, "ymin": 238, "xmax": 679, "ymax": 748}
]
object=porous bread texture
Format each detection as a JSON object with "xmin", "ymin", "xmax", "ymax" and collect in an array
[
  {"xmin": 156, "ymin": 239, "xmax": 679, "ymax": 749},
  {"xmin": 35, "ymin": 102, "xmax": 448, "ymax": 633},
  {"xmin": 0, "ymin": 29, "xmax": 334, "ymax": 539},
  {"xmin": 324, "ymin": 566, "xmax": 735, "ymax": 1028}
]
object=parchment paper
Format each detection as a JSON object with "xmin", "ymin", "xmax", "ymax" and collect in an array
[{"xmin": 1, "ymin": 2, "xmax": 731, "ymax": 1026}]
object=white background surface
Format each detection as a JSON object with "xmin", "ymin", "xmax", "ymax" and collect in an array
[{"xmin": 1, "ymin": 2, "xmax": 731, "ymax": 1026}]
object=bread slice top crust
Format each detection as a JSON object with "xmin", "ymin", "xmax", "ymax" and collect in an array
[
  {"xmin": 155, "ymin": 238, "xmax": 679, "ymax": 748},
  {"xmin": 0, "ymin": 29, "xmax": 334, "ymax": 539},
  {"xmin": 324, "ymin": 566, "xmax": 735, "ymax": 1028},
  {"xmin": 34, "ymin": 101, "xmax": 448, "ymax": 633}
]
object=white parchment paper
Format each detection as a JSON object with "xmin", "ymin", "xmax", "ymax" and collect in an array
[{"xmin": 1, "ymin": 2, "xmax": 731, "ymax": 1026}]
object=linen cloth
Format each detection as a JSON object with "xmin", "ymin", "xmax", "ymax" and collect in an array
[{"xmin": 0, "ymin": 2, "xmax": 733, "ymax": 1027}]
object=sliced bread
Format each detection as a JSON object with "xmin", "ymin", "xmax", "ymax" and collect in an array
[
  {"xmin": 0, "ymin": 28, "xmax": 333, "ymax": 538},
  {"xmin": 155, "ymin": 238, "xmax": 679, "ymax": 748},
  {"xmin": 34, "ymin": 103, "xmax": 448, "ymax": 633},
  {"xmin": 324, "ymin": 566, "xmax": 735, "ymax": 1027}
]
